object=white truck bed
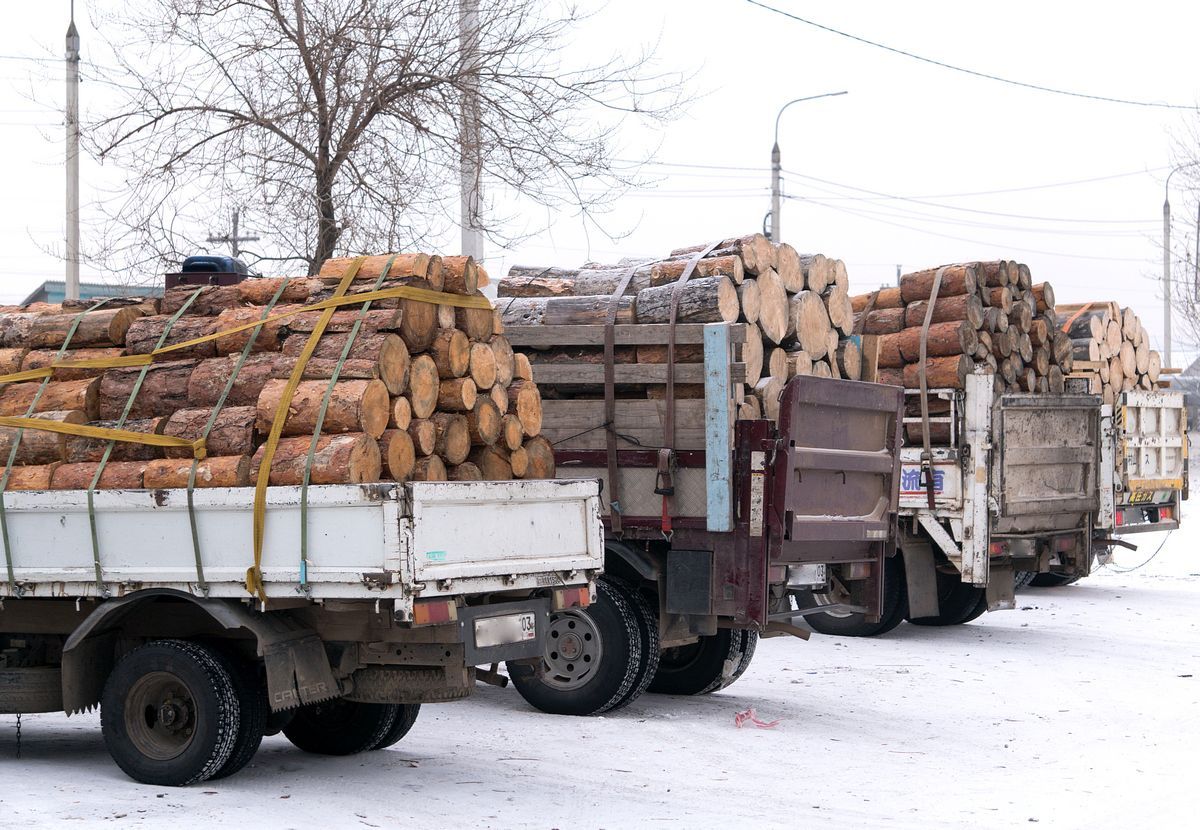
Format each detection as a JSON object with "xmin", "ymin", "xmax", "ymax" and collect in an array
[{"xmin": 0, "ymin": 479, "xmax": 603, "ymax": 610}]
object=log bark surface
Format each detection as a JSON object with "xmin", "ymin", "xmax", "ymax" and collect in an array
[
  {"xmin": 125, "ymin": 316, "xmax": 217, "ymax": 359},
  {"xmin": 51, "ymin": 460, "xmax": 148, "ymax": 490},
  {"xmin": 62, "ymin": 416, "xmax": 166, "ymax": 463},
  {"xmin": 143, "ymin": 456, "xmax": 251, "ymax": 489},
  {"xmin": 163, "ymin": 406, "xmax": 256, "ymax": 458},
  {"xmin": 255, "ymin": 378, "xmax": 389, "ymax": 438},
  {"xmin": 100, "ymin": 360, "xmax": 196, "ymax": 419},
  {"xmin": 899, "ymin": 264, "xmax": 978, "ymax": 303},
  {"xmin": 252, "ymin": 433, "xmax": 381, "ymax": 485},
  {"xmin": 0, "ymin": 409, "xmax": 87, "ymax": 465},
  {"xmin": 1, "ymin": 377, "xmax": 100, "ymax": 419},
  {"xmin": 22, "ymin": 347, "xmax": 124, "ymax": 381},
  {"xmin": 635, "ymin": 277, "xmax": 740, "ymax": 325},
  {"xmin": 903, "ymin": 295, "xmax": 984, "ymax": 329}
]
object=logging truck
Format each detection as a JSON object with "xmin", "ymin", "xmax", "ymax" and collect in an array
[
  {"xmin": 504, "ymin": 320, "xmax": 903, "ymax": 715},
  {"xmin": 798, "ymin": 372, "xmax": 1188, "ymax": 636},
  {"xmin": 0, "ymin": 257, "xmax": 604, "ymax": 785}
]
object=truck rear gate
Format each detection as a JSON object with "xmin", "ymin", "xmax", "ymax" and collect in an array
[{"xmin": 1109, "ymin": 390, "xmax": 1187, "ymax": 532}]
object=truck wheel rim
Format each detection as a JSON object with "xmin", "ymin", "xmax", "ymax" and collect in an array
[
  {"xmin": 541, "ymin": 611, "xmax": 603, "ymax": 691},
  {"xmin": 125, "ymin": 671, "xmax": 198, "ymax": 761}
]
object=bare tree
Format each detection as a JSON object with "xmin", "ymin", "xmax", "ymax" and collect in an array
[{"xmin": 85, "ymin": 1, "xmax": 683, "ymax": 277}]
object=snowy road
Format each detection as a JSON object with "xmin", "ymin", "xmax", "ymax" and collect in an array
[{"xmin": 2, "ymin": 530, "xmax": 1197, "ymax": 830}]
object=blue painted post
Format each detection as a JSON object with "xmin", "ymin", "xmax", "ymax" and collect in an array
[{"xmin": 703, "ymin": 323, "xmax": 733, "ymax": 532}]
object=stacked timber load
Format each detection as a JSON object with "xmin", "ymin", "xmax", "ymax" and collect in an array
[
  {"xmin": 1055, "ymin": 301, "xmax": 1162, "ymax": 403},
  {"xmin": 851, "ymin": 260, "xmax": 1074, "ymax": 401},
  {"xmin": 0, "ymin": 253, "xmax": 553, "ymax": 491},
  {"xmin": 499, "ymin": 232, "xmax": 864, "ymax": 421}
]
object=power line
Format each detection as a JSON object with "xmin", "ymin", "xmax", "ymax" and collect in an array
[
  {"xmin": 789, "ymin": 193, "xmax": 1152, "ymax": 238},
  {"xmin": 790, "ymin": 196, "xmax": 1150, "ymax": 263},
  {"xmin": 629, "ymin": 159, "xmax": 1171, "ymax": 201},
  {"xmin": 745, "ymin": 0, "xmax": 1200, "ymax": 111},
  {"xmin": 782, "ymin": 168, "xmax": 1159, "ymax": 225}
]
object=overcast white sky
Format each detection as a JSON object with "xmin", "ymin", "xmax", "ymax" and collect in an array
[{"xmin": 3, "ymin": 1, "xmax": 1199, "ymax": 361}]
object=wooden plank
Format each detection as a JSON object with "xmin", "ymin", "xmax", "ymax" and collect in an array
[
  {"xmin": 704, "ymin": 323, "xmax": 733, "ymax": 532},
  {"xmin": 529, "ymin": 363, "xmax": 746, "ymax": 385},
  {"xmin": 1073, "ymin": 360, "xmax": 1105, "ymax": 370},
  {"xmin": 859, "ymin": 334, "xmax": 880, "ymax": 383},
  {"xmin": 504, "ymin": 323, "xmax": 747, "ymax": 348},
  {"xmin": 539, "ymin": 399, "xmax": 709, "ymax": 451}
]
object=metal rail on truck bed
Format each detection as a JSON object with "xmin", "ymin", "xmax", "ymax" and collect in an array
[{"xmin": 0, "ymin": 480, "xmax": 603, "ymax": 607}]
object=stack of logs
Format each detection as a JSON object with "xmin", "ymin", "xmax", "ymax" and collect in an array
[
  {"xmin": 853, "ymin": 260, "xmax": 1073, "ymax": 396},
  {"xmin": 0, "ymin": 254, "xmax": 553, "ymax": 491},
  {"xmin": 498, "ymin": 232, "xmax": 863, "ymax": 420},
  {"xmin": 1056, "ymin": 301, "xmax": 1161, "ymax": 403}
]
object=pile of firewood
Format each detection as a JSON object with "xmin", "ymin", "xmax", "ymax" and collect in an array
[
  {"xmin": 499, "ymin": 232, "xmax": 862, "ymax": 420},
  {"xmin": 852, "ymin": 260, "xmax": 1073, "ymax": 396},
  {"xmin": 1056, "ymin": 301, "xmax": 1161, "ymax": 403},
  {"xmin": 0, "ymin": 254, "xmax": 552, "ymax": 490}
]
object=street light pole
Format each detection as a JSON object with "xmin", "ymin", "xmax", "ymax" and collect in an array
[{"xmin": 768, "ymin": 90, "xmax": 847, "ymax": 243}]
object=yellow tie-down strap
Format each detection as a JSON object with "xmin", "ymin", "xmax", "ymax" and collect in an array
[
  {"xmin": 0, "ymin": 416, "xmax": 207, "ymax": 459},
  {"xmin": 0, "ymin": 280, "xmax": 494, "ymax": 601},
  {"xmin": 0, "ymin": 285, "xmax": 493, "ymax": 387}
]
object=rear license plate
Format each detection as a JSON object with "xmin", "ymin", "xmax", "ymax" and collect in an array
[{"xmin": 474, "ymin": 612, "xmax": 537, "ymax": 649}]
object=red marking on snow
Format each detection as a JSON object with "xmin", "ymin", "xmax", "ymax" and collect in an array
[{"xmin": 734, "ymin": 708, "xmax": 780, "ymax": 729}]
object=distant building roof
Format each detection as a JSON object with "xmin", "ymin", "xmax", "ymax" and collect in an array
[{"xmin": 20, "ymin": 280, "xmax": 163, "ymax": 306}]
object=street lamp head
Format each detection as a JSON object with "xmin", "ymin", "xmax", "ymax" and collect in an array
[{"xmin": 773, "ymin": 90, "xmax": 848, "ymax": 146}]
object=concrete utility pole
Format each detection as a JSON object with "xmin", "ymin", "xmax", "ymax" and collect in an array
[
  {"xmin": 458, "ymin": 0, "xmax": 484, "ymax": 262},
  {"xmin": 206, "ymin": 209, "xmax": 260, "ymax": 259},
  {"xmin": 65, "ymin": 2, "xmax": 80, "ymax": 300},
  {"xmin": 768, "ymin": 90, "xmax": 847, "ymax": 243}
]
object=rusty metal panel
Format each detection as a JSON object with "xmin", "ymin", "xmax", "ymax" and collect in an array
[
  {"xmin": 994, "ymin": 395, "xmax": 1100, "ymax": 531},
  {"xmin": 773, "ymin": 376, "xmax": 903, "ymax": 563}
]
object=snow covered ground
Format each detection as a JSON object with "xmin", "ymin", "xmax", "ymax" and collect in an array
[{"xmin": 2, "ymin": 522, "xmax": 1197, "ymax": 829}]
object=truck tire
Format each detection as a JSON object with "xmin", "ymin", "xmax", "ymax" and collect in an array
[
  {"xmin": 1014, "ymin": 570, "xmax": 1038, "ymax": 590},
  {"xmin": 507, "ymin": 578, "xmax": 643, "ymax": 716},
  {"xmin": 100, "ymin": 640, "xmax": 241, "ymax": 786},
  {"xmin": 730, "ymin": 630, "xmax": 758, "ymax": 685},
  {"xmin": 802, "ymin": 555, "xmax": 907, "ymax": 637},
  {"xmin": 605, "ymin": 577, "xmax": 661, "ymax": 711},
  {"xmin": 906, "ymin": 573, "xmax": 987, "ymax": 626},
  {"xmin": 283, "ymin": 699, "xmax": 399, "ymax": 756},
  {"xmin": 208, "ymin": 654, "xmax": 268, "ymax": 780},
  {"xmin": 0, "ymin": 666, "xmax": 63, "ymax": 714},
  {"xmin": 1029, "ymin": 572, "xmax": 1083, "ymax": 587},
  {"xmin": 370, "ymin": 704, "xmax": 421, "ymax": 750},
  {"xmin": 648, "ymin": 628, "xmax": 744, "ymax": 696}
]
